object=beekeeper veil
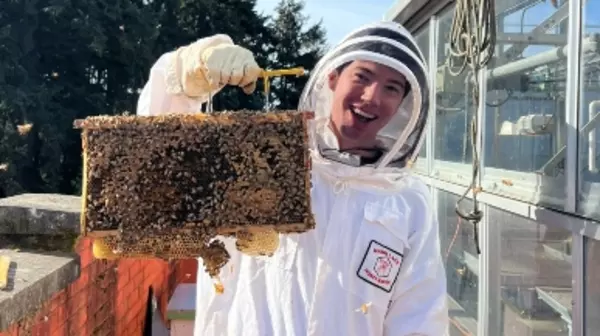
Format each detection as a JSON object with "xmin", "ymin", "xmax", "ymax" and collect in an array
[{"xmin": 298, "ymin": 21, "xmax": 429, "ymax": 169}]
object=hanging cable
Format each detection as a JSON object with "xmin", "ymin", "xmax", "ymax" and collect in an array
[{"xmin": 445, "ymin": 0, "xmax": 497, "ymax": 254}]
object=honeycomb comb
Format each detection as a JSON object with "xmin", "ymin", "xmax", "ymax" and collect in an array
[{"xmin": 75, "ymin": 110, "xmax": 314, "ymax": 277}]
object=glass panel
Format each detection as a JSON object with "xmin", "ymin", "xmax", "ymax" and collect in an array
[
  {"xmin": 585, "ymin": 237, "xmax": 600, "ymax": 334},
  {"xmin": 434, "ymin": 8, "xmax": 475, "ymax": 163},
  {"xmin": 484, "ymin": 2, "xmax": 569, "ymax": 176},
  {"xmin": 488, "ymin": 206, "xmax": 572, "ymax": 336},
  {"xmin": 414, "ymin": 25, "xmax": 430, "ymax": 161},
  {"xmin": 578, "ymin": 0, "xmax": 600, "ymax": 220},
  {"xmin": 437, "ymin": 190, "xmax": 479, "ymax": 335}
]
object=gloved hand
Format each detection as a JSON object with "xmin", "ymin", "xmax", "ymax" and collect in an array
[{"xmin": 166, "ymin": 34, "xmax": 262, "ymax": 98}]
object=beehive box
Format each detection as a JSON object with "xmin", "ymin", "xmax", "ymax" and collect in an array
[{"xmin": 75, "ymin": 111, "xmax": 314, "ymax": 277}]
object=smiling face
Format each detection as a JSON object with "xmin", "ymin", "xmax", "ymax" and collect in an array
[{"xmin": 328, "ymin": 60, "xmax": 408, "ymax": 151}]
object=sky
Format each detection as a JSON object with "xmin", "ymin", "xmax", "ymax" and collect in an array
[{"xmin": 255, "ymin": 0, "xmax": 395, "ymax": 46}]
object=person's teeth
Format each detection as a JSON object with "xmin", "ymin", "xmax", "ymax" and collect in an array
[{"xmin": 354, "ymin": 109, "xmax": 376, "ymax": 119}]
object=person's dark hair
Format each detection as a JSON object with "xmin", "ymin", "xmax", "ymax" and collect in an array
[
  {"xmin": 336, "ymin": 62, "xmax": 352, "ymax": 73},
  {"xmin": 334, "ymin": 61, "xmax": 411, "ymax": 98}
]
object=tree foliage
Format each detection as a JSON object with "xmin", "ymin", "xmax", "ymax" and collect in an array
[
  {"xmin": 0, "ymin": 0, "xmax": 327, "ymax": 197},
  {"xmin": 266, "ymin": 0, "xmax": 327, "ymax": 109}
]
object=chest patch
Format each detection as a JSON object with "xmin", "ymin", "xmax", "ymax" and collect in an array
[{"xmin": 356, "ymin": 240, "xmax": 403, "ymax": 293}]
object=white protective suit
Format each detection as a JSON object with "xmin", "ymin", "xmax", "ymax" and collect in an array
[{"xmin": 137, "ymin": 21, "xmax": 448, "ymax": 336}]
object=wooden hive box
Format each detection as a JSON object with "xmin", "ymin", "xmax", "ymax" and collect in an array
[{"xmin": 75, "ymin": 111, "xmax": 315, "ymax": 277}]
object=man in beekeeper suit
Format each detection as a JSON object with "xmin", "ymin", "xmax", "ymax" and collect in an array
[{"xmin": 137, "ymin": 21, "xmax": 448, "ymax": 336}]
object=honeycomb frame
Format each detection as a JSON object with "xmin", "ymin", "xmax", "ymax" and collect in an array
[{"xmin": 75, "ymin": 111, "xmax": 315, "ymax": 275}]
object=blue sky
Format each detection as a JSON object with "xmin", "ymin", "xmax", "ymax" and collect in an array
[{"xmin": 255, "ymin": 0, "xmax": 394, "ymax": 46}]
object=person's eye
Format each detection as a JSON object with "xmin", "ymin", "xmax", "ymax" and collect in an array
[
  {"xmin": 354, "ymin": 73, "xmax": 369, "ymax": 82},
  {"xmin": 386, "ymin": 85, "xmax": 402, "ymax": 94}
]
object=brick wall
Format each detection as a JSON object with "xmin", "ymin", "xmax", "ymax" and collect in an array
[{"xmin": 0, "ymin": 238, "xmax": 198, "ymax": 336}]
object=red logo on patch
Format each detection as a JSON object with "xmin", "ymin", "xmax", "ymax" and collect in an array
[
  {"xmin": 357, "ymin": 240, "xmax": 404, "ymax": 292},
  {"xmin": 374, "ymin": 256, "xmax": 392, "ymax": 277}
]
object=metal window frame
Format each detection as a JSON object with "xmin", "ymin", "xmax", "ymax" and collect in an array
[
  {"xmin": 567, "ymin": 0, "xmax": 585, "ymax": 333},
  {"xmin": 412, "ymin": 21, "xmax": 433, "ymax": 174},
  {"xmin": 426, "ymin": 16, "xmax": 437, "ymax": 175},
  {"xmin": 420, "ymin": 175, "xmax": 600, "ymax": 238},
  {"xmin": 431, "ymin": 164, "xmax": 569, "ymax": 209}
]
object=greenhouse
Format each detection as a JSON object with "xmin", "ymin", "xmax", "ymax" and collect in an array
[{"xmin": 385, "ymin": 0, "xmax": 600, "ymax": 335}]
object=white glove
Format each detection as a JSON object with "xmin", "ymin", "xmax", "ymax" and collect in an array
[
  {"xmin": 202, "ymin": 42, "xmax": 263, "ymax": 95},
  {"xmin": 166, "ymin": 34, "xmax": 262, "ymax": 99}
]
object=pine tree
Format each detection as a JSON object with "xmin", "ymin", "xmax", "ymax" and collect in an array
[
  {"xmin": 0, "ymin": 0, "xmax": 163, "ymax": 196},
  {"xmin": 266, "ymin": 0, "xmax": 327, "ymax": 109}
]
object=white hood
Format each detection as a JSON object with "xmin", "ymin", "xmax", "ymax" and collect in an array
[{"xmin": 298, "ymin": 21, "xmax": 430, "ymax": 171}]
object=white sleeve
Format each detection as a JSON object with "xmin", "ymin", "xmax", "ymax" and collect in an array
[
  {"xmin": 136, "ymin": 51, "xmax": 207, "ymax": 116},
  {"xmin": 384, "ymin": 188, "xmax": 449, "ymax": 336}
]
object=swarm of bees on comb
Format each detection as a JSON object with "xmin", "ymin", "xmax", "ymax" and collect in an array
[{"xmin": 75, "ymin": 111, "xmax": 315, "ymax": 277}]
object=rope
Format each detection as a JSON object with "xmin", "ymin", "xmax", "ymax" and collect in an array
[{"xmin": 445, "ymin": 0, "xmax": 497, "ymax": 255}]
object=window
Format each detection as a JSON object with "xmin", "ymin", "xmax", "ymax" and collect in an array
[
  {"xmin": 488, "ymin": 206, "xmax": 572, "ymax": 336},
  {"xmin": 414, "ymin": 24, "xmax": 430, "ymax": 164},
  {"xmin": 585, "ymin": 237, "xmax": 600, "ymax": 334},
  {"xmin": 578, "ymin": 0, "xmax": 600, "ymax": 220},
  {"xmin": 437, "ymin": 190, "xmax": 479, "ymax": 335},
  {"xmin": 484, "ymin": 2, "xmax": 569, "ymax": 176},
  {"xmin": 430, "ymin": 2, "xmax": 576, "ymax": 209},
  {"xmin": 434, "ymin": 8, "xmax": 475, "ymax": 165},
  {"xmin": 475, "ymin": 1, "xmax": 572, "ymax": 210}
]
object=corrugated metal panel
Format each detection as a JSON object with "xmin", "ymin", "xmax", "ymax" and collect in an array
[
  {"xmin": 385, "ymin": 0, "xmax": 452, "ymax": 31},
  {"xmin": 385, "ymin": 0, "xmax": 550, "ymax": 31}
]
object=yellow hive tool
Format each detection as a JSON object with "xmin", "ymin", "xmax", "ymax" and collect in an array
[
  {"xmin": 260, "ymin": 67, "xmax": 307, "ymax": 110},
  {"xmin": 201, "ymin": 67, "xmax": 307, "ymax": 113}
]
